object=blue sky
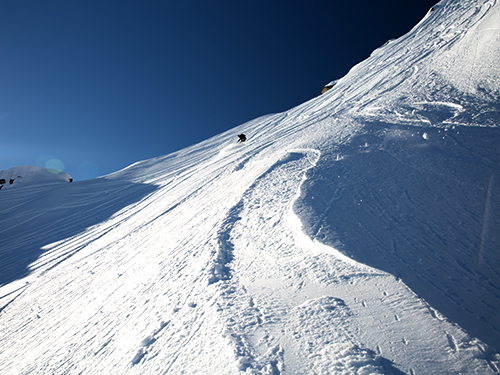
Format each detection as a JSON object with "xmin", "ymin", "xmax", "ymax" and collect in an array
[{"xmin": 0, "ymin": 0, "xmax": 437, "ymax": 181}]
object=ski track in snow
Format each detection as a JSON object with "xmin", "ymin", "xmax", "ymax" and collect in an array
[
  {"xmin": 212, "ymin": 149, "xmax": 394, "ymax": 374},
  {"xmin": 1, "ymin": 0, "xmax": 500, "ymax": 373},
  {"xmin": 208, "ymin": 148, "xmax": 495, "ymax": 374},
  {"xmin": 1, "ymin": 143, "xmax": 494, "ymax": 374}
]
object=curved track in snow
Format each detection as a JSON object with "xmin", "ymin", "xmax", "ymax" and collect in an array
[
  {"xmin": 1, "ymin": 0, "xmax": 500, "ymax": 373},
  {"xmin": 205, "ymin": 148, "xmax": 494, "ymax": 374}
]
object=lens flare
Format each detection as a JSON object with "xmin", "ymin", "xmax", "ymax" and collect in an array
[{"xmin": 46, "ymin": 158, "xmax": 65, "ymax": 172}]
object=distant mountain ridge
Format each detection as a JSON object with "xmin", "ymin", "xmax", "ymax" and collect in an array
[{"xmin": 0, "ymin": 166, "xmax": 72, "ymax": 190}]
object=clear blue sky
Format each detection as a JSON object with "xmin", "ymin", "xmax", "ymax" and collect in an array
[{"xmin": 0, "ymin": 0, "xmax": 437, "ymax": 181}]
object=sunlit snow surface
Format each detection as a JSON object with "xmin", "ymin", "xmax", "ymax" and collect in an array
[{"xmin": 1, "ymin": 0, "xmax": 500, "ymax": 373}]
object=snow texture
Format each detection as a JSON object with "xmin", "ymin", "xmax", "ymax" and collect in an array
[{"xmin": 1, "ymin": 0, "xmax": 500, "ymax": 374}]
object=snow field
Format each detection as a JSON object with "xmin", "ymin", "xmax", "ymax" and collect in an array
[
  {"xmin": 1, "ymin": 0, "xmax": 500, "ymax": 373},
  {"xmin": 2, "ymin": 131, "xmax": 492, "ymax": 374},
  {"xmin": 214, "ymin": 146, "xmax": 493, "ymax": 374}
]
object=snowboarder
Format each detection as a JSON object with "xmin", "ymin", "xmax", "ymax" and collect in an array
[{"xmin": 237, "ymin": 134, "xmax": 246, "ymax": 143}]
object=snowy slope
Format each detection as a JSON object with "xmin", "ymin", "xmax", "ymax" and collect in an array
[
  {"xmin": 0, "ymin": 165, "xmax": 72, "ymax": 190},
  {"xmin": 1, "ymin": 0, "xmax": 500, "ymax": 374}
]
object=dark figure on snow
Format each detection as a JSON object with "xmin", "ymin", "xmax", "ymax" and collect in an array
[{"xmin": 237, "ymin": 134, "xmax": 246, "ymax": 143}]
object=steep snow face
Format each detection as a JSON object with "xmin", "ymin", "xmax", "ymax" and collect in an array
[
  {"xmin": 0, "ymin": 0, "xmax": 499, "ymax": 374},
  {"xmin": 295, "ymin": 0, "xmax": 500, "ymax": 350},
  {"xmin": 324, "ymin": 0, "xmax": 500, "ymax": 127},
  {"xmin": 431, "ymin": 0, "xmax": 500, "ymax": 94}
]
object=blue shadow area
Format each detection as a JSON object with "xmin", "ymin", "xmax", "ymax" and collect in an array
[
  {"xmin": 0, "ymin": 177, "xmax": 159, "ymax": 287},
  {"xmin": 295, "ymin": 123, "xmax": 500, "ymax": 349}
]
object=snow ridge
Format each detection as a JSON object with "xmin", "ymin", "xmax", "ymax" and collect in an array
[
  {"xmin": 1, "ymin": 0, "xmax": 500, "ymax": 373},
  {"xmin": 204, "ymin": 148, "xmax": 448, "ymax": 374}
]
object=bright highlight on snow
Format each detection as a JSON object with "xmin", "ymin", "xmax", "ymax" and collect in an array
[{"xmin": 1, "ymin": 0, "xmax": 500, "ymax": 374}]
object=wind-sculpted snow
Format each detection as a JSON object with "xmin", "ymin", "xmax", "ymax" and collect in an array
[
  {"xmin": 2, "ymin": 142, "xmax": 494, "ymax": 374},
  {"xmin": 295, "ymin": 121, "xmax": 500, "ymax": 349},
  {"xmin": 1, "ymin": 0, "xmax": 500, "ymax": 373},
  {"xmin": 211, "ymin": 150, "xmax": 400, "ymax": 374}
]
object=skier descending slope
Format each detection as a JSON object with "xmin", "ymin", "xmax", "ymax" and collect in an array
[{"xmin": 0, "ymin": 0, "xmax": 499, "ymax": 373}]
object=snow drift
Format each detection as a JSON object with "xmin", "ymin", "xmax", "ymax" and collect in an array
[{"xmin": 1, "ymin": 0, "xmax": 499, "ymax": 373}]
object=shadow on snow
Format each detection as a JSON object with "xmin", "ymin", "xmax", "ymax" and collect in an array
[
  {"xmin": 0, "ymin": 178, "xmax": 159, "ymax": 288},
  {"xmin": 295, "ymin": 123, "xmax": 500, "ymax": 350}
]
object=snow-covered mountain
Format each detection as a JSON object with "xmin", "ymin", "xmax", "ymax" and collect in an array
[
  {"xmin": 0, "ymin": 166, "xmax": 72, "ymax": 190},
  {"xmin": 1, "ymin": 0, "xmax": 499, "ymax": 373}
]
